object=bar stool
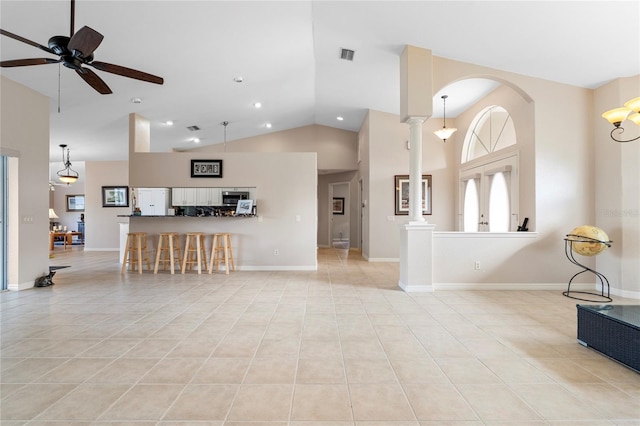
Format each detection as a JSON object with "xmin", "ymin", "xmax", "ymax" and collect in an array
[
  {"xmin": 154, "ymin": 232, "xmax": 182, "ymax": 274},
  {"xmin": 121, "ymin": 232, "xmax": 151, "ymax": 274},
  {"xmin": 182, "ymin": 232, "xmax": 207, "ymax": 274},
  {"xmin": 209, "ymin": 233, "xmax": 235, "ymax": 274}
]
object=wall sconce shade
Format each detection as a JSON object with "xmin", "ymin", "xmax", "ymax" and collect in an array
[
  {"xmin": 48, "ymin": 208, "xmax": 59, "ymax": 219},
  {"xmin": 57, "ymin": 144, "xmax": 79, "ymax": 184},
  {"xmin": 434, "ymin": 95, "xmax": 457, "ymax": 142},
  {"xmin": 602, "ymin": 96, "xmax": 640, "ymax": 143}
]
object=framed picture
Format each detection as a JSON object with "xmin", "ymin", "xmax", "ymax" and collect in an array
[
  {"xmin": 66, "ymin": 194, "xmax": 85, "ymax": 212},
  {"xmin": 191, "ymin": 159, "xmax": 223, "ymax": 178},
  {"xmin": 394, "ymin": 174, "xmax": 432, "ymax": 215},
  {"xmin": 235, "ymin": 199, "xmax": 254, "ymax": 215},
  {"xmin": 332, "ymin": 197, "xmax": 345, "ymax": 215},
  {"xmin": 102, "ymin": 186, "xmax": 129, "ymax": 208}
]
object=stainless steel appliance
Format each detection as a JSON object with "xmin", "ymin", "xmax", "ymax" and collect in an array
[{"xmin": 222, "ymin": 191, "xmax": 250, "ymax": 206}]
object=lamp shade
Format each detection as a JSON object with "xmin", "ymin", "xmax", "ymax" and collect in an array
[
  {"xmin": 602, "ymin": 107, "xmax": 632, "ymax": 126},
  {"xmin": 628, "ymin": 113, "xmax": 640, "ymax": 126},
  {"xmin": 434, "ymin": 127, "xmax": 457, "ymax": 141},
  {"xmin": 48, "ymin": 208, "xmax": 59, "ymax": 219},
  {"xmin": 58, "ymin": 174, "xmax": 78, "ymax": 184},
  {"xmin": 623, "ymin": 97, "xmax": 640, "ymax": 113}
]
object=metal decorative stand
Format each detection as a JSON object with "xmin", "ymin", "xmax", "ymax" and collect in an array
[{"xmin": 563, "ymin": 236, "xmax": 612, "ymax": 302}]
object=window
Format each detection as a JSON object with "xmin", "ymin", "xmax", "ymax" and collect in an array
[
  {"xmin": 460, "ymin": 105, "xmax": 519, "ymax": 232},
  {"xmin": 463, "ymin": 106, "xmax": 516, "ymax": 163}
]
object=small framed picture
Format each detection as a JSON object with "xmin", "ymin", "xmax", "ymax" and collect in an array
[
  {"xmin": 236, "ymin": 199, "xmax": 254, "ymax": 215},
  {"xmin": 191, "ymin": 159, "xmax": 223, "ymax": 178},
  {"xmin": 332, "ymin": 197, "xmax": 345, "ymax": 215},
  {"xmin": 102, "ymin": 186, "xmax": 129, "ymax": 208},
  {"xmin": 394, "ymin": 175, "xmax": 432, "ymax": 215},
  {"xmin": 66, "ymin": 194, "xmax": 85, "ymax": 212}
]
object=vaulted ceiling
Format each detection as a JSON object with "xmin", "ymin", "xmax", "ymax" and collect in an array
[{"xmin": 1, "ymin": 1, "xmax": 638, "ymax": 162}]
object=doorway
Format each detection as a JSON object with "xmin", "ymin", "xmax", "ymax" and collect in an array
[{"xmin": 329, "ymin": 182, "xmax": 350, "ymax": 250}]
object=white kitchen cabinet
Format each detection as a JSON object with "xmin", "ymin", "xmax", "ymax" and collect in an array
[
  {"xmin": 137, "ymin": 188, "xmax": 170, "ymax": 215},
  {"xmin": 171, "ymin": 188, "xmax": 197, "ymax": 206},
  {"xmin": 196, "ymin": 188, "xmax": 221, "ymax": 206}
]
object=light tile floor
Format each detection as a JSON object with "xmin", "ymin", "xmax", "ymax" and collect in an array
[{"xmin": 1, "ymin": 247, "xmax": 639, "ymax": 425}]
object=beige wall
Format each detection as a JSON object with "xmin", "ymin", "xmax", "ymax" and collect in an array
[
  {"xmin": 128, "ymin": 151, "xmax": 318, "ymax": 269},
  {"xmin": 318, "ymin": 171, "xmax": 358, "ymax": 248},
  {"xmin": 187, "ymin": 124, "xmax": 357, "ymax": 173},
  {"xmin": 0, "ymin": 76, "xmax": 50, "ymax": 290},
  {"xmin": 85, "ymin": 161, "xmax": 129, "ymax": 250},
  {"xmin": 594, "ymin": 76, "xmax": 640, "ymax": 297}
]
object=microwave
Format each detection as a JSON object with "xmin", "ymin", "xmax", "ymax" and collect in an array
[{"xmin": 222, "ymin": 191, "xmax": 249, "ymax": 206}]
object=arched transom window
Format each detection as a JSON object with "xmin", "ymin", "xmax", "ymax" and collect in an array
[{"xmin": 462, "ymin": 105, "xmax": 516, "ymax": 163}]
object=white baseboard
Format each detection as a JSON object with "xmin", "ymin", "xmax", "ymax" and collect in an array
[
  {"xmin": 238, "ymin": 265, "xmax": 318, "ymax": 271},
  {"xmin": 8, "ymin": 281, "xmax": 35, "ymax": 291},
  {"xmin": 83, "ymin": 248, "xmax": 119, "ymax": 252},
  {"xmin": 367, "ymin": 258, "xmax": 399, "ymax": 262},
  {"xmin": 434, "ymin": 282, "xmax": 593, "ymax": 291}
]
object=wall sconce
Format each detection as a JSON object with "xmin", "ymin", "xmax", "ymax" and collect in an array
[
  {"xmin": 57, "ymin": 144, "xmax": 79, "ymax": 184},
  {"xmin": 433, "ymin": 95, "xmax": 457, "ymax": 142},
  {"xmin": 601, "ymin": 97, "xmax": 640, "ymax": 143}
]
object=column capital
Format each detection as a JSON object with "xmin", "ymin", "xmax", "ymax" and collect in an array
[{"xmin": 403, "ymin": 116, "xmax": 428, "ymax": 125}]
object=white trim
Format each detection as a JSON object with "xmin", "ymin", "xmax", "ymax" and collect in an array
[
  {"xmin": 83, "ymin": 248, "xmax": 119, "ymax": 251},
  {"xmin": 399, "ymin": 280, "xmax": 434, "ymax": 292},
  {"xmin": 435, "ymin": 282, "xmax": 593, "ymax": 291},
  {"xmin": 435, "ymin": 231, "xmax": 538, "ymax": 238},
  {"xmin": 8, "ymin": 280, "xmax": 35, "ymax": 291},
  {"xmin": 367, "ymin": 257, "xmax": 399, "ymax": 263},
  {"xmin": 603, "ymin": 285, "xmax": 640, "ymax": 300}
]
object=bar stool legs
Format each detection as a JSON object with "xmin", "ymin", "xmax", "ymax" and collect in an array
[
  {"xmin": 154, "ymin": 232, "xmax": 182, "ymax": 274},
  {"xmin": 182, "ymin": 232, "xmax": 207, "ymax": 274},
  {"xmin": 121, "ymin": 232, "xmax": 151, "ymax": 274},
  {"xmin": 209, "ymin": 233, "xmax": 235, "ymax": 274}
]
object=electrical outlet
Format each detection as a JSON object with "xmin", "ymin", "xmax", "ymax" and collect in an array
[
  {"xmin": 474, "ymin": 261, "xmax": 481, "ymax": 270},
  {"xmin": 274, "ymin": 249, "xmax": 279, "ymax": 255}
]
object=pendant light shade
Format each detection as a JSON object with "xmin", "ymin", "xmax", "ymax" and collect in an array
[
  {"xmin": 57, "ymin": 144, "xmax": 79, "ymax": 184},
  {"xmin": 434, "ymin": 95, "xmax": 457, "ymax": 142},
  {"xmin": 601, "ymin": 96, "xmax": 640, "ymax": 143}
]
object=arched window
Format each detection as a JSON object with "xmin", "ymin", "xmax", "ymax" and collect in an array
[
  {"xmin": 460, "ymin": 105, "xmax": 518, "ymax": 232},
  {"xmin": 462, "ymin": 106, "xmax": 516, "ymax": 163}
]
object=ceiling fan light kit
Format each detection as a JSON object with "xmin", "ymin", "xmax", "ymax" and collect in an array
[{"xmin": 0, "ymin": 0, "xmax": 164, "ymax": 95}]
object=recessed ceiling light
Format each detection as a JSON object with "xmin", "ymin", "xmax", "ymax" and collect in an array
[
  {"xmin": 265, "ymin": 123, "xmax": 272, "ymax": 129},
  {"xmin": 165, "ymin": 120, "xmax": 174, "ymax": 126},
  {"xmin": 337, "ymin": 116, "xmax": 344, "ymax": 121},
  {"xmin": 131, "ymin": 97, "xmax": 142, "ymax": 104},
  {"xmin": 234, "ymin": 76, "xmax": 244, "ymax": 83},
  {"xmin": 254, "ymin": 102, "xmax": 262, "ymax": 108}
]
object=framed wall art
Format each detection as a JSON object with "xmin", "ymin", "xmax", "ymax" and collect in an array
[
  {"xmin": 66, "ymin": 194, "xmax": 85, "ymax": 212},
  {"xmin": 191, "ymin": 159, "xmax": 223, "ymax": 178},
  {"xmin": 332, "ymin": 197, "xmax": 345, "ymax": 215},
  {"xmin": 102, "ymin": 186, "xmax": 129, "ymax": 208},
  {"xmin": 394, "ymin": 174, "xmax": 432, "ymax": 215}
]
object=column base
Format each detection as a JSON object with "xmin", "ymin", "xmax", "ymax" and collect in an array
[{"xmin": 398, "ymin": 222, "xmax": 436, "ymax": 293}]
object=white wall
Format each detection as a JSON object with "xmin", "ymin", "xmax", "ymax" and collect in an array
[
  {"xmin": 318, "ymin": 171, "xmax": 358, "ymax": 248},
  {"xmin": 0, "ymin": 76, "xmax": 50, "ymax": 290}
]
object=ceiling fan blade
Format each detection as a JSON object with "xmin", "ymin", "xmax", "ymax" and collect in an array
[
  {"xmin": 68, "ymin": 26, "xmax": 103, "ymax": 58},
  {"xmin": 0, "ymin": 28, "xmax": 55, "ymax": 55},
  {"xmin": 89, "ymin": 61, "xmax": 164, "ymax": 85},
  {"xmin": 76, "ymin": 68, "xmax": 112, "ymax": 94},
  {"xmin": 1, "ymin": 58, "xmax": 59, "ymax": 67}
]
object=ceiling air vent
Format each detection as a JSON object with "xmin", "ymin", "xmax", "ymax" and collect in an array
[
  {"xmin": 340, "ymin": 48, "xmax": 355, "ymax": 61},
  {"xmin": 187, "ymin": 125, "xmax": 200, "ymax": 131}
]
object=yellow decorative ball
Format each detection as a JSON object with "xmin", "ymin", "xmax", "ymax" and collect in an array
[{"xmin": 567, "ymin": 225, "xmax": 610, "ymax": 256}]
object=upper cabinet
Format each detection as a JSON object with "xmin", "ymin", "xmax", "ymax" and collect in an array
[
  {"xmin": 196, "ymin": 188, "xmax": 221, "ymax": 206},
  {"xmin": 137, "ymin": 188, "xmax": 170, "ymax": 215},
  {"xmin": 172, "ymin": 188, "xmax": 197, "ymax": 206}
]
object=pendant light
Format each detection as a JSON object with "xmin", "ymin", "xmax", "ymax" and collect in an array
[
  {"xmin": 434, "ymin": 95, "xmax": 457, "ymax": 142},
  {"xmin": 57, "ymin": 144, "xmax": 79, "ymax": 184}
]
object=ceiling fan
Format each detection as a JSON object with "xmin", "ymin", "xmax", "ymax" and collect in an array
[{"xmin": 0, "ymin": 0, "xmax": 163, "ymax": 94}]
